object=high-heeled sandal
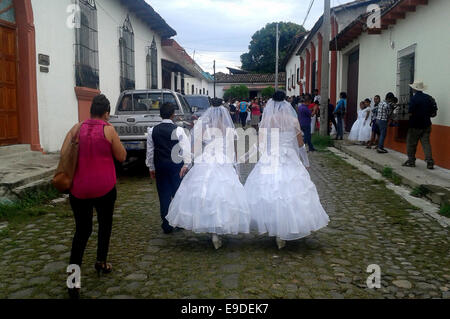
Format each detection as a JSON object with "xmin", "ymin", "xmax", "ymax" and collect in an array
[{"xmin": 95, "ymin": 261, "xmax": 113, "ymax": 277}]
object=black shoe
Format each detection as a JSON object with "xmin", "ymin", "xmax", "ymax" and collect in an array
[
  {"xmin": 427, "ymin": 161, "xmax": 435, "ymax": 170},
  {"xmin": 402, "ymin": 160, "xmax": 416, "ymax": 167},
  {"xmin": 377, "ymin": 148, "xmax": 388, "ymax": 154},
  {"xmin": 68, "ymin": 288, "xmax": 80, "ymax": 300}
]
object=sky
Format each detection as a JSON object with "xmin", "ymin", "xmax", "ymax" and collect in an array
[{"xmin": 147, "ymin": 0, "xmax": 355, "ymax": 74}]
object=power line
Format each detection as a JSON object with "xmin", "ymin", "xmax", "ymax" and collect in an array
[{"xmin": 302, "ymin": 0, "xmax": 316, "ymax": 27}]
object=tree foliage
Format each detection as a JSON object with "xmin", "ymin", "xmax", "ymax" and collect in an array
[
  {"xmin": 241, "ymin": 22, "xmax": 305, "ymax": 74},
  {"xmin": 261, "ymin": 86, "xmax": 275, "ymax": 99},
  {"xmin": 223, "ymin": 85, "xmax": 249, "ymax": 101}
]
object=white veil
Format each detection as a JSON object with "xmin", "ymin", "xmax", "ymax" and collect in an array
[{"xmin": 191, "ymin": 105, "xmax": 236, "ymax": 165}]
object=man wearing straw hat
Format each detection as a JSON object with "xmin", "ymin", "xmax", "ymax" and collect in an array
[{"xmin": 402, "ymin": 81, "xmax": 437, "ymax": 170}]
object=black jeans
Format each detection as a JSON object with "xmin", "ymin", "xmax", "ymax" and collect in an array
[
  {"xmin": 407, "ymin": 126, "xmax": 433, "ymax": 163},
  {"xmin": 69, "ymin": 187, "xmax": 117, "ymax": 266},
  {"xmin": 155, "ymin": 162, "xmax": 183, "ymax": 233},
  {"xmin": 301, "ymin": 124, "xmax": 315, "ymax": 151},
  {"xmin": 239, "ymin": 112, "xmax": 248, "ymax": 127}
]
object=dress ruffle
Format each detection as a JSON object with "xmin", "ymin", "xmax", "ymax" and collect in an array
[
  {"xmin": 167, "ymin": 163, "xmax": 251, "ymax": 235},
  {"xmin": 244, "ymin": 147, "xmax": 329, "ymax": 241}
]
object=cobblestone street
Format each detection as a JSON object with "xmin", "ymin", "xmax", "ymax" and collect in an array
[{"xmin": 0, "ymin": 151, "xmax": 449, "ymax": 299}]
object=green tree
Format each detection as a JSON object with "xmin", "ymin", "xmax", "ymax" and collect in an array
[
  {"xmin": 261, "ymin": 86, "xmax": 275, "ymax": 98},
  {"xmin": 223, "ymin": 85, "xmax": 249, "ymax": 101},
  {"xmin": 241, "ymin": 22, "xmax": 305, "ymax": 74}
]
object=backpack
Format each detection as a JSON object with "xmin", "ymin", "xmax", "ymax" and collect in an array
[{"xmin": 429, "ymin": 96, "xmax": 438, "ymax": 118}]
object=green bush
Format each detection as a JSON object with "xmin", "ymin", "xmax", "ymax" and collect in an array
[
  {"xmin": 440, "ymin": 203, "xmax": 450, "ymax": 218},
  {"xmin": 261, "ymin": 86, "xmax": 275, "ymax": 99},
  {"xmin": 223, "ymin": 85, "xmax": 249, "ymax": 101}
]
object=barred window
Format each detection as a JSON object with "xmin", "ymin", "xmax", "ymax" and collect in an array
[
  {"xmin": 146, "ymin": 37, "xmax": 158, "ymax": 89},
  {"xmin": 120, "ymin": 15, "xmax": 135, "ymax": 92},
  {"xmin": 75, "ymin": 0, "xmax": 99, "ymax": 89}
]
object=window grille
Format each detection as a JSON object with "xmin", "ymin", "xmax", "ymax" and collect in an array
[
  {"xmin": 119, "ymin": 15, "xmax": 135, "ymax": 92},
  {"xmin": 75, "ymin": 0, "xmax": 99, "ymax": 89}
]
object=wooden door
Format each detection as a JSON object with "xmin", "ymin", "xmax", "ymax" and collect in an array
[
  {"xmin": 346, "ymin": 49, "xmax": 359, "ymax": 132},
  {"xmin": 0, "ymin": 23, "xmax": 18, "ymax": 145}
]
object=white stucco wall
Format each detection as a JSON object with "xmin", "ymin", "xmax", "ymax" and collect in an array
[
  {"xmin": 285, "ymin": 54, "xmax": 300, "ymax": 96},
  {"xmin": 32, "ymin": 0, "xmax": 77, "ymax": 153},
  {"xmin": 31, "ymin": 0, "xmax": 168, "ymax": 152},
  {"xmin": 341, "ymin": 0, "xmax": 450, "ymax": 127}
]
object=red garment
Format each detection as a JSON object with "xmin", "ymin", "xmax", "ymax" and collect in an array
[
  {"xmin": 71, "ymin": 119, "xmax": 116, "ymax": 199},
  {"xmin": 251, "ymin": 103, "xmax": 261, "ymax": 116}
]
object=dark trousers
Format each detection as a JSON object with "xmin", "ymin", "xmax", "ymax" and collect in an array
[
  {"xmin": 301, "ymin": 124, "xmax": 315, "ymax": 151},
  {"xmin": 336, "ymin": 115, "xmax": 344, "ymax": 139},
  {"xmin": 69, "ymin": 187, "xmax": 117, "ymax": 266},
  {"xmin": 155, "ymin": 162, "xmax": 183, "ymax": 233},
  {"xmin": 240, "ymin": 112, "xmax": 248, "ymax": 127},
  {"xmin": 407, "ymin": 126, "xmax": 433, "ymax": 163},
  {"xmin": 377, "ymin": 119, "xmax": 388, "ymax": 149}
]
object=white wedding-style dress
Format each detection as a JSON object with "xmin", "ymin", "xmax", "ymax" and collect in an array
[
  {"xmin": 166, "ymin": 106, "xmax": 251, "ymax": 246},
  {"xmin": 348, "ymin": 107, "xmax": 371, "ymax": 142},
  {"xmin": 244, "ymin": 99, "xmax": 329, "ymax": 243}
]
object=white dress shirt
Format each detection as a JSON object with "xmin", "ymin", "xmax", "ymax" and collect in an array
[{"xmin": 146, "ymin": 119, "xmax": 191, "ymax": 171}]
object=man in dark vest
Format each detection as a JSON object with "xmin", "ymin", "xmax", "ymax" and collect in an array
[{"xmin": 146, "ymin": 103, "xmax": 190, "ymax": 234}]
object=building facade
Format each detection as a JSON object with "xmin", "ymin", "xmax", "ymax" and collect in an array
[
  {"xmin": 0, "ymin": 0, "xmax": 210, "ymax": 153},
  {"xmin": 331, "ymin": 0, "xmax": 449, "ymax": 169}
]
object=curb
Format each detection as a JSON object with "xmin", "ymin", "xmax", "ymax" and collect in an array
[{"xmin": 332, "ymin": 141, "xmax": 449, "ymax": 207}]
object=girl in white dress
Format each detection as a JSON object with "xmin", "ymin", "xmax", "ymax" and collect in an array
[
  {"xmin": 243, "ymin": 91, "xmax": 329, "ymax": 249},
  {"xmin": 166, "ymin": 105, "xmax": 251, "ymax": 249},
  {"xmin": 348, "ymin": 102, "xmax": 372, "ymax": 143}
]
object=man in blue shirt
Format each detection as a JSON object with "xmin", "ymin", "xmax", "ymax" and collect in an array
[
  {"xmin": 239, "ymin": 100, "xmax": 248, "ymax": 127},
  {"xmin": 334, "ymin": 92, "xmax": 347, "ymax": 140},
  {"xmin": 298, "ymin": 94, "xmax": 316, "ymax": 152}
]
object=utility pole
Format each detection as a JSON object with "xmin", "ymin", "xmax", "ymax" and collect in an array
[
  {"xmin": 275, "ymin": 23, "xmax": 279, "ymax": 90},
  {"xmin": 213, "ymin": 60, "xmax": 216, "ymax": 99},
  {"xmin": 319, "ymin": 0, "xmax": 331, "ymax": 136}
]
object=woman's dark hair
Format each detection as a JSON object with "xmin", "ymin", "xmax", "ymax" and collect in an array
[
  {"xmin": 160, "ymin": 102, "xmax": 176, "ymax": 119},
  {"xmin": 272, "ymin": 90, "xmax": 286, "ymax": 102},
  {"xmin": 364, "ymin": 98, "xmax": 371, "ymax": 103},
  {"xmin": 90, "ymin": 94, "xmax": 111, "ymax": 117},
  {"xmin": 386, "ymin": 92, "xmax": 395, "ymax": 101},
  {"xmin": 340, "ymin": 92, "xmax": 347, "ymax": 99}
]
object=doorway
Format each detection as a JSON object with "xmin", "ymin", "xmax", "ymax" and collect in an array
[
  {"xmin": 346, "ymin": 49, "xmax": 359, "ymax": 131},
  {"xmin": 0, "ymin": 22, "xmax": 19, "ymax": 146}
]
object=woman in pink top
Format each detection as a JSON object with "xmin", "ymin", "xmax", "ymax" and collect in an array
[{"xmin": 67, "ymin": 94, "xmax": 126, "ymax": 299}]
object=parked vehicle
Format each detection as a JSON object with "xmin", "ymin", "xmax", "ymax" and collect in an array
[
  {"xmin": 184, "ymin": 95, "xmax": 212, "ymax": 117},
  {"xmin": 109, "ymin": 89, "xmax": 194, "ymax": 160}
]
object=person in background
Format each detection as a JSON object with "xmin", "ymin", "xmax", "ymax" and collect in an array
[
  {"xmin": 367, "ymin": 95, "xmax": 381, "ymax": 149},
  {"xmin": 403, "ymin": 81, "xmax": 437, "ymax": 169},
  {"xmin": 309, "ymin": 97, "xmax": 319, "ymax": 135},
  {"xmin": 334, "ymin": 92, "xmax": 347, "ymax": 140},
  {"xmin": 68, "ymin": 94, "xmax": 127, "ymax": 299},
  {"xmin": 239, "ymin": 99, "xmax": 248, "ymax": 127},
  {"xmin": 251, "ymin": 98, "xmax": 261, "ymax": 129},
  {"xmin": 327, "ymin": 99, "xmax": 337, "ymax": 136},
  {"xmin": 376, "ymin": 92, "xmax": 396, "ymax": 154},
  {"xmin": 313, "ymin": 89, "xmax": 321, "ymax": 104},
  {"xmin": 229, "ymin": 100, "xmax": 237, "ymax": 123},
  {"xmin": 298, "ymin": 94, "xmax": 316, "ymax": 152}
]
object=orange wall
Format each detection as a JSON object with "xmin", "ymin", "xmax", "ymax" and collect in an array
[{"xmin": 385, "ymin": 124, "xmax": 450, "ymax": 169}]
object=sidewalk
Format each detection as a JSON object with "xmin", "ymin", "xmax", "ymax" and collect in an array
[
  {"xmin": 333, "ymin": 139, "xmax": 450, "ymax": 206},
  {"xmin": 0, "ymin": 145, "xmax": 59, "ymax": 202}
]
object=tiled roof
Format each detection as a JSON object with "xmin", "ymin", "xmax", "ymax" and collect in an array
[{"xmin": 215, "ymin": 72, "xmax": 286, "ymax": 84}]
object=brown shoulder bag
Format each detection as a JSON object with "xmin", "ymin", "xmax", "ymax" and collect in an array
[{"xmin": 51, "ymin": 123, "xmax": 83, "ymax": 193}]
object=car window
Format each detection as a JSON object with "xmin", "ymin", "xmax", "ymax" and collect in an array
[
  {"xmin": 117, "ymin": 94, "xmax": 133, "ymax": 112},
  {"xmin": 117, "ymin": 93, "xmax": 179, "ymax": 113},
  {"xmin": 177, "ymin": 94, "xmax": 191, "ymax": 113},
  {"xmin": 185, "ymin": 96, "xmax": 210, "ymax": 110}
]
